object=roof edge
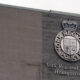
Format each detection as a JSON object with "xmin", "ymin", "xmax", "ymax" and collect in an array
[{"xmin": 0, "ymin": 3, "xmax": 80, "ymax": 17}]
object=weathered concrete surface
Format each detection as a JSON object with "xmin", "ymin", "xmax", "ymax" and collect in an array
[
  {"xmin": 42, "ymin": 12, "xmax": 80, "ymax": 80},
  {"xmin": 0, "ymin": 6, "xmax": 42, "ymax": 80},
  {"xmin": 0, "ymin": 5, "xmax": 80, "ymax": 80}
]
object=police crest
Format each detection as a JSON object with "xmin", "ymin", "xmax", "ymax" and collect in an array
[{"xmin": 55, "ymin": 20, "xmax": 80, "ymax": 62}]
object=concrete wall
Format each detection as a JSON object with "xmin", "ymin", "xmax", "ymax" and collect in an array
[
  {"xmin": 42, "ymin": 11, "xmax": 80, "ymax": 80},
  {"xmin": 0, "ymin": 6, "xmax": 42, "ymax": 80},
  {"xmin": 0, "ymin": 5, "xmax": 80, "ymax": 80}
]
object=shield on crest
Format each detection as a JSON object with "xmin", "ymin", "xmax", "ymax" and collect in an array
[{"xmin": 63, "ymin": 36, "xmax": 77, "ymax": 55}]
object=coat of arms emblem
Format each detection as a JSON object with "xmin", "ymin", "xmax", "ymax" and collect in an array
[{"xmin": 55, "ymin": 20, "xmax": 80, "ymax": 62}]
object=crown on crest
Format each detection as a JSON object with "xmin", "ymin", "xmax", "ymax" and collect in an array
[{"xmin": 62, "ymin": 20, "xmax": 78, "ymax": 31}]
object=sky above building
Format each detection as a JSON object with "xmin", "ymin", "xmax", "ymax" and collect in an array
[{"xmin": 0, "ymin": 0, "xmax": 80, "ymax": 14}]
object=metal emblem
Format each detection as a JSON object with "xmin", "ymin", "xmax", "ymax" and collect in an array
[{"xmin": 54, "ymin": 20, "xmax": 80, "ymax": 62}]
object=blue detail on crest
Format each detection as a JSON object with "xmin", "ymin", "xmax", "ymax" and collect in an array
[{"xmin": 62, "ymin": 20, "xmax": 77, "ymax": 31}]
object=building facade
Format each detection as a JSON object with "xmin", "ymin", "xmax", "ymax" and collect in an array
[{"xmin": 0, "ymin": 4, "xmax": 80, "ymax": 80}]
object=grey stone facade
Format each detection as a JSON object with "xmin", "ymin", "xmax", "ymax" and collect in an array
[
  {"xmin": 0, "ymin": 6, "xmax": 42, "ymax": 80},
  {"xmin": 0, "ymin": 4, "xmax": 80, "ymax": 80},
  {"xmin": 42, "ymin": 12, "xmax": 80, "ymax": 80}
]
